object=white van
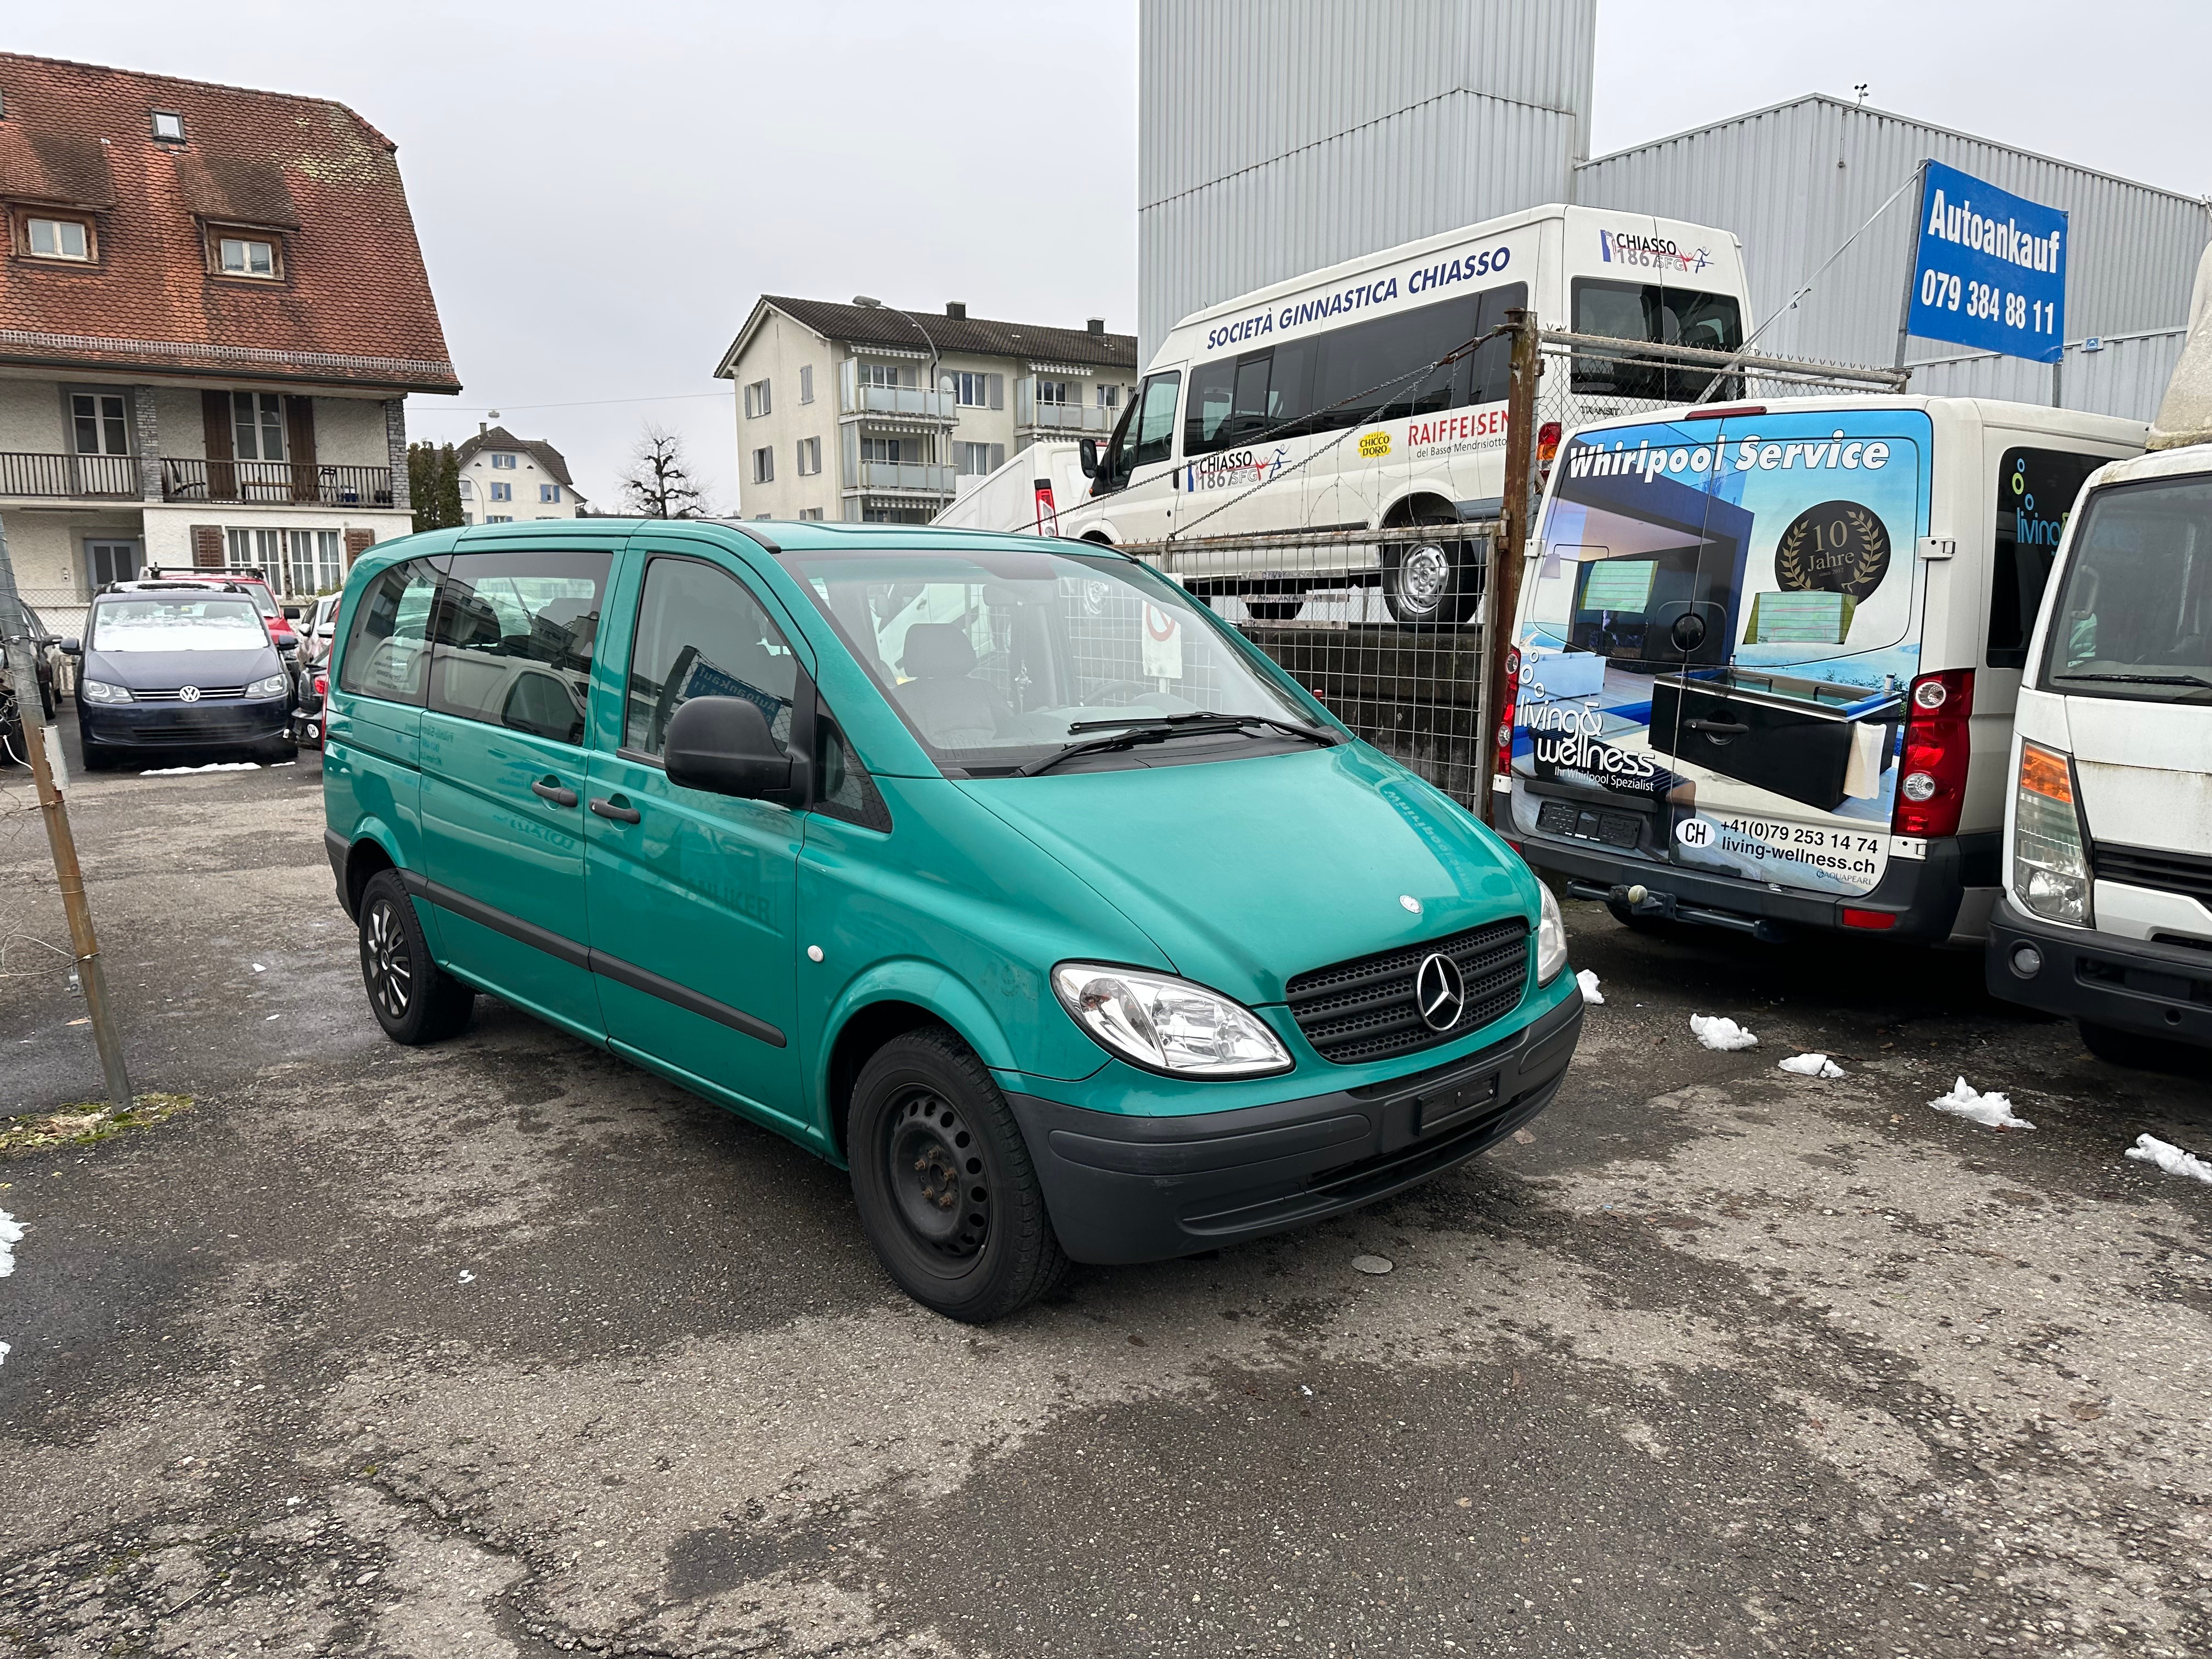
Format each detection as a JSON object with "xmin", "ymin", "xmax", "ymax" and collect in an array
[
  {"xmin": 1502, "ymin": 396, "xmax": 2143, "ymax": 945},
  {"xmin": 1053, "ymin": 204, "xmax": 1754, "ymax": 624},
  {"xmin": 935, "ymin": 441, "xmax": 1089, "ymax": 537}
]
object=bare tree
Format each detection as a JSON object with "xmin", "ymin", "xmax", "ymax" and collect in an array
[{"xmin": 620, "ymin": 424, "xmax": 710, "ymax": 518}]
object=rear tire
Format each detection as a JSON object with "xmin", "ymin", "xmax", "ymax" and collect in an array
[
  {"xmin": 358, "ymin": 870, "xmax": 475, "ymax": 1045},
  {"xmin": 1382, "ymin": 534, "xmax": 1482, "ymax": 627},
  {"xmin": 848, "ymin": 1025, "xmax": 1067, "ymax": 1323}
]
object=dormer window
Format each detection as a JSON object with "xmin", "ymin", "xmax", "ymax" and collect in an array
[
  {"xmin": 216, "ymin": 234, "xmax": 278, "ymax": 278},
  {"xmin": 151, "ymin": 110, "xmax": 185, "ymax": 142},
  {"xmin": 25, "ymin": 216, "xmax": 92, "ymax": 262}
]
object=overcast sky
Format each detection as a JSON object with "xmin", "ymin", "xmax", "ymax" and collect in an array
[{"xmin": 15, "ymin": 2, "xmax": 2211, "ymax": 511}]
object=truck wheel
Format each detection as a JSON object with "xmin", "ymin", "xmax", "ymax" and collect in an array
[
  {"xmin": 358, "ymin": 870, "xmax": 475, "ymax": 1045},
  {"xmin": 848, "ymin": 1025, "xmax": 1067, "ymax": 1323},
  {"xmin": 1383, "ymin": 535, "xmax": 1481, "ymax": 627},
  {"xmin": 1244, "ymin": 598, "xmax": 1306, "ymax": 622}
]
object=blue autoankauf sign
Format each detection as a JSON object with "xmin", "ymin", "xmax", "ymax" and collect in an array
[{"xmin": 1906, "ymin": 160, "xmax": 2067, "ymax": 363}]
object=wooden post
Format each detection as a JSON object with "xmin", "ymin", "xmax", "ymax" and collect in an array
[
  {"xmin": 1480, "ymin": 309, "xmax": 1541, "ymax": 827},
  {"xmin": 0, "ymin": 521, "xmax": 132, "ymax": 1111}
]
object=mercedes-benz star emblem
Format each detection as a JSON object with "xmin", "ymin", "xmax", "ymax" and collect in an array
[
  {"xmin": 1414, "ymin": 951, "xmax": 1465, "ymax": 1031},
  {"xmin": 178, "ymin": 685, "xmax": 201, "ymax": 703}
]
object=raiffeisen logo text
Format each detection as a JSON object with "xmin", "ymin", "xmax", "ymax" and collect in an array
[{"xmin": 1599, "ymin": 229, "xmax": 1711, "ymax": 275}]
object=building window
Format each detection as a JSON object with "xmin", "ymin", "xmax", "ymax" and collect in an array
[
  {"xmin": 286, "ymin": 529, "xmax": 344, "ymax": 596},
  {"xmin": 458, "ymin": 477, "xmax": 474, "ymax": 498},
  {"xmin": 490, "ymin": 452, "xmax": 517, "ymax": 469},
  {"xmin": 1097, "ymin": 383, "xmax": 1120, "ymax": 409},
  {"xmin": 490, "ymin": 481, "xmax": 512, "ymax": 502},
  {"xmin": 859, "ymin": 437, "xmax": 904, "ymax": 464},
  {"xmin": 953, "ymin": 372, "xmax": 991, "ymax": 407},
  {"xmin": 957, "ymin": 442, "xmax": 1005, "ymax": 475},
  {"xmin": 796, "ymin": 437, "xmax": 820, "ymax": 476},
  {"xmin": 216, "ymin": 235, "xmax": 278, "ymax": 279},
  {"xmin": 87, "ymin": 540, "xmax": 139, "ymax": 590},
  {"xmin": 151, "ymin": 110, "xmax": 185, "ymax": 142},
  {"xmin": 744, "ymin": 379, "xmax": 772, "ymax": 419},
  {"xmin": 859, "ymin": 362, "xmax": 910, "ymax": 390},
  {"xmin": 752, "ymin": 445, "xmax": 775, "ymax": 483},
  {"xmin": 487, "ymin": 515, "xmax": 514, "ymax": 523},
  {"xmin": 226, "ymin": 526, "xmax": 284, "ymax": 571},
  {"xmin": 540, "ymin": 483, "xmax": 561, "ymax": 503},
  {"xmin": 232, "ymin": 391, "xmax": 286, "ymax": 462},
  {"xmin": 799, "ymin": 364, "xmax": 814, "ymax": 403},
  {"xmin": 70, "ymin": 392, "xmax": 131, "ymax": 456},
  {"xmin": 1035, "ymin": 379, "xmax": 1071, "ymax": 406},
  {"xmin": 798, "ymin": 507, "xmax": 824, "ymax": 521},
  {"xmin": 26, "ymin": 217, "xmax": 92, "ymax": 262}
]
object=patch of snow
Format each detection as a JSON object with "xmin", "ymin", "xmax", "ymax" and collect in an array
[
  {"xmin": 2125, "ymin": 1133, "xmax": 2212, "ymax": 1185},
  {"xmin": 0, "ymin": 1340, "xmax": 9, "ymax": 1365},
  {"xmin": 1778, "ymin": 1053, "xmax": 1844, "ymax": 1079},
  {"xmin": 251, "ymin": 963, "xmax": 266, "ymax": 973},
  {"xmin": 1576, "ymin": 969, "xmax": 1604, "ymax": 1006},
  {"xmin": 0, "ymin": 1209, "xmax": 21, "ymax": 1278},
  {"xmin": 139, "ymin": 761, "xmax": 261, "ymax": 776},
  {"xmin": 1351, "ymin": 1254, "xmax": 1393, "ymax": 1276},
  {"xmin": 458, "ymin": 1269, "xmax": 476, "ymax": 1284},
  {"xmin": 1929, "ymin": 1076, "xmax": 2034, "ymax": 1131},
  {"xmin": 1690, "ymin": 1014, "xmax": 1758, "ymax": 1051}
]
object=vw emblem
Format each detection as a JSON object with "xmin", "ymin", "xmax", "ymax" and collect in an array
[
  {"xmin": 178, "ymin": 685, "xmax": 201, "ymax": 703},
  {"xmin": 1414, "ymin": 951, "xmax": 1465, "ymax": 1031}
]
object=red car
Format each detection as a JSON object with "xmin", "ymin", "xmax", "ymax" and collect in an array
[{"xmin": 139, "ymin": 566, "xmax": 299, "ymax": 652}]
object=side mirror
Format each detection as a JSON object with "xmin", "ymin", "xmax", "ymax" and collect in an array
[
  {"xmin": 280, "ymin": 641, "xmax": 300, "ymax": 656},
  {"xmin": 283, "ymin": 605, "xmax": 304, "ymax": 619},
  {"xmin": 664, "ymin": 696, "xmax": 800, "ymax": 802},
  {"xmin": 59, "ymin": 637, "xmax": 82, "ymax": 655},
  {"xmin": 1077, "ymin": 438, "xmax": 1099, "ymax": 478}
]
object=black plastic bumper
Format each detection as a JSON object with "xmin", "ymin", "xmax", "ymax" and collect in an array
[
  {"xmin": 1985, "ymin": 896, "xmax": 2212, "ymax": 1048},
  {"xmin": 1006, "ymin": 990, "xmax": 1583, "ymax": 1266},
  {"xmin": 1514, "ymin": 826, "xmax": 1992, "ymax": 945},
  {"xmin": 79, "ymin": 699, "xmax": 290, "ymax": 748}
]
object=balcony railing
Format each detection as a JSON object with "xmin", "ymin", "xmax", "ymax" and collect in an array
[
  {"xmin": 845, "ymin": 459, "xmax": 957, "ymax": 495},
  {"xmin": 162, "ymin": 460, "xmax": 394, "ymax": 507},
  {"xmin": 1017, "ymin": 398, "xmax": 1116, "ymax": 436},
  {"xmin": 838, "ymin": 359, "xmax": 955, "ymax": 421},
  {"xmin": 0, "ymin": 451, "xmax": 140, "ymax": 499}
]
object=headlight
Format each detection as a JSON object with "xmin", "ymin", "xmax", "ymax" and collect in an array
[
  {"xmin": 1051, "ymin": 963, "xmax": 1291, "ymax": 1077},
  {"xmin": 247, "ymin": 673, "xmax": 290, "ymax": 698},
  {"xmin": 2013, "ymin": 741, "xmax": 2092, "ymax": 926},
  {"xmin": 80, "ymin": 679, "xmax": 131, "ymax": 703},
  {"xmin": 1536, "ymin": 882, "xmax": 1569, "ymax": 984}
]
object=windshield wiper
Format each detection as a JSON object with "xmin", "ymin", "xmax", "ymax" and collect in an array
[
  {"xmin": 1066, "ymin": 710, "xmax": 1339, "ymax": 743},
  {"xmin": 2053, "ymin": 672, "xmax": 2212, "ymax": 690},
  {"xmin": 1016, "ymin": 715, "xmax": 1335, "ymax": 777}
]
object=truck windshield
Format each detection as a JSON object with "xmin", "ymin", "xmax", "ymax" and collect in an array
[
  {"xmin": 788, "ymin": 545, "xmax": 1316, "ymax": 775},
  {"xmin": 2041, "ymin": 473, "xmax": 2212, "ymax": 703}
]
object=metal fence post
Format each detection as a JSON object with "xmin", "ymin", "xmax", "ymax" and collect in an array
[
  {"xmin": 0, "ymin": 519, "xmax": 132, "ymax": 1111},
  {"xmin": 1480, "ymin": 309, "xmax": 1541, "ymax": 828}
]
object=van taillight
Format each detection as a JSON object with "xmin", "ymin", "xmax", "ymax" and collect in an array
[
  {"xmin": 1536, "ymin": 422, "xmax": 1560, "ymax": 464},
  {"xmin": 313, "ymin": 674, "xmax": 328, "ymax": 697},
  {"xmin": 1891, "ymin": 669, "xmax": 1974, "ymax": 839},
  {"xmin": 1493, "ymin": 646, "xmax": 1522, "ymax": 788}
]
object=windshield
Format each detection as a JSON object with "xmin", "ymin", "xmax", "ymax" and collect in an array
[
  {"xmin": 91, "ymin": 596, "xmax": 267, "ymax": 652},
  {"xmin": 2041, "ymin": 473, "xmax": 2212, "ymax": 703},
  {"xmin": 788, "ymin": 545, "xmax": 1316, "ymax": 775}
]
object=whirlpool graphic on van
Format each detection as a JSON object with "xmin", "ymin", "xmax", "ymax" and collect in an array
[{"xmin": 1508, "ymin": 409, "xmax": 1934, "ymax": 898}]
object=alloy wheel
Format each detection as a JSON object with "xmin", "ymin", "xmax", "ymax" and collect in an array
[
  {"xmin": 885, "ymin": 1090, "xmax": 991, "ymax": 1260},
  {"xmin": 364, "ymin": 898, "xmax": 413, "ymax": 1019}
]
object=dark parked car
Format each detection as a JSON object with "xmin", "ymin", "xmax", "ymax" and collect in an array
[{"xmin": 63, "ymin": 586, "xmax": 295, "ymax": 769}]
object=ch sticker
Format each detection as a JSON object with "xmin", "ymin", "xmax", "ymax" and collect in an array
[{"xmin": 1675, "ymin": 817, "xmax": 1715, "ymax": 850}]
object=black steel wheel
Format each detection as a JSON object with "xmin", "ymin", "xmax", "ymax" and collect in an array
[
  {"xmin": 357, "ymin": 868, "xmax": 475, "ymax": 1045},
  {"xmin": 848, "ymin": 1025, "xmax": 1066, "ymax": 1322}
]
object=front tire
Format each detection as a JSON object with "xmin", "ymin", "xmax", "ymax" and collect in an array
[
  {"xmin": 1382, "ymin": 534, "xmax": 1482, "ymax": 627},
  {"xmin": 848, "ymin": 1025, "xmax": 1067, "ymax": 1323},
  {"xmin": 358, "ymin": 870, "xmax": 475, "ymax": 1045}
]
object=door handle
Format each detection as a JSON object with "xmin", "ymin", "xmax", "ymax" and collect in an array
[
  {"xmin": 1685, "ymin": 719, "xmax": 1750, "ymax": 736},
  {"xmin": 589, "ymin": 796, "xmax": 641, "ymax": 824},
  {"xmin": 531, "ymin": 778, "xmax": 579, "ymax": 807}
]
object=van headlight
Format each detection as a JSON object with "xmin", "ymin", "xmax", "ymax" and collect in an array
[
  {"xmin": 1536, "ymin": 883, "xmax": 1570, "ymax": 984},
  {"xmin": 80, "ymin": 679, "xmax": 132, "ymax": 703},
  {"xmin": 2013, "ymin": 741, "xmax": 2092, "ymax": 926},
  {"xmin": 1052, "ymin": 963, "xmax": 1292, "ymax": 1077},
  {"xmin": 247, "ymin": 673, "xmax": 290, "ymax": 698}
]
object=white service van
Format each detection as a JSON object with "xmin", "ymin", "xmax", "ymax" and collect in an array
[
  {"xmin": 1502, "ymin": 396, "xmax": 2143, "ymax": 946},
  {"xmin": 1050, "ymin": 204, "xmax": 1755, "ymax": 624},
  {"xmin": 1988, "ymin": 250, "xmax": 2212, "ymax": 1054}
]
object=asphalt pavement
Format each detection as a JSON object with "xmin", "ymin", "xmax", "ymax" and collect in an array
[{"xmin": 2, "ymin": 713, "xmax": 2207, "ymax": 1658}]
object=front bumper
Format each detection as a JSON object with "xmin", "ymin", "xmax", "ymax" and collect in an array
[
  {"xmin": 1515, "ymin": 824, "xmax": 1994, "ymax": 945},
  {"xmin": 1006, "ymin": 988, "xmax": 1583, "ymax": 1265},
  {"xmin": 79, "ymin": 697, "xmax": 291, "ymax": 749},
  {"xmin": 1986, "ymin": 896, "xmax": 2212, "ymax": 1048}
]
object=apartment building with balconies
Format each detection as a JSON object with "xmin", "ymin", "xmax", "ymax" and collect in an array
[
  {"xmin": 0, "ymin": 52, "xmax": 456, "ymax": 628},
  {"xmin": 714, "ymin": 296, "xmax": 1137, "ymax": 523}
]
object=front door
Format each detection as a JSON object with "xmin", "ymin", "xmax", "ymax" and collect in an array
[
  {"xmin": 585, "ymin": 546, "xmax": 808, "ymax": 1136},
  {"xmin": 417, "ymin": 546, "xmax": 611, "ymax": 1037}
]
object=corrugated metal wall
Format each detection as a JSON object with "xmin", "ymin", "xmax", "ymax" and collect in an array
[
  {"xmin": 1575, "ymin": 96, "xmax": 2210, "ymax": 419},
  {"xmin": 1906, "ymin": 328, "xmax": 2187, "ymax": 421},
  {"xmin": 1137, "ymin": 0, "xmax": 1597, "ymax": 359}
]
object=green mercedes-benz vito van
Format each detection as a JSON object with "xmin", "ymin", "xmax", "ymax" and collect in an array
[{"xmin": 323, "ymin": 520, "xmax": 1582, "ymax": 1320}]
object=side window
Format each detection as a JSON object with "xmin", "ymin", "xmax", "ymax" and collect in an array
[
  {"xmin": 337, "ymin": 558, "xmax": 439, "ymax": 705},
  {"xmin": 426, "ymin": 550, "xmax": 608, "ymax": 745},
  {"xmin": 1094, "ymin": 395, "xmax": 1139, "ymax": 495},
  {"xmin": 1132, "ymin": 370, "xmax": 1182, "ymax": 469},
  {"xmin": 624, "ymin": 556, "xmax": 798, "ymax": 759},
  {"xmin": 1989, "ymin": 448, "xmax": 2108, "ymax": 670},
  {"xmin": 1470, "ymin": 281, "xmax": 1528, "ymax": 405},
  {"xmin": 812, "ymin": 698, "xmax": 892, "ymax": 833}
]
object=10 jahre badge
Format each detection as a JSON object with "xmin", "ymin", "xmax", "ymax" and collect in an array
[{"xmin": 1774, "ymin": 499, "xmax": 1890, "ymax": 599}]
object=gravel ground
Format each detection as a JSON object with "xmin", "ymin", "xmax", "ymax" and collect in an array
[{"xmin": 1, "ymin": 721, "xmax": 2207, "ymax": 1658}]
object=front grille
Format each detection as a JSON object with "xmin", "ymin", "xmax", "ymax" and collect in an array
[
  {"xmin": 1285, "ymin": 919, "xmax": 1527, "ymax": 1065},
  {"xmin": 133, "ymin": 685, "xmax": 250, "ymax": 702},
  {"xmin": 1536, "ymin": 798, "xmax": 1643, "ymax": 849},
  {"xmin": 2095, "ymin": 843, "xmax": 2212, "ymax": 904},
  {"xmin": 111, "ymin": 711, "xmax": 274, "ymax": 740}
]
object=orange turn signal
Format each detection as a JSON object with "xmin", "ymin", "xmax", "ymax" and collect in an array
[{"xmin": 2018, "ymin": 740, "xmax": 2074, "ymax": 804}]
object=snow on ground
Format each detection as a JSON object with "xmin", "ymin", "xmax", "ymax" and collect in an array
[
  {"xmin": 139, "ymin": 761, "xmax": 261, "ymax": 776},
  {"xmin": 0, "ymin": 1208, "xmax": 22, "ymax": 1278},
  {"xmin": 1778, "ymin": 1053, "xmax": 1844, "ymax": 1079},
  {"xmin": 1690, "ymin": 1014, "xmax": 1757, "ymax": 1051},
  {"xmin": 1577, "ymin": 969, "xmax": 1604, "ymax": 1006},
  {"xmin": 2125, "ymin": 1133, "xmax": 2212, "ymax": 1184},
  {"xmin": 1930, "ymin": 1076, "xmax": 2035, "ymax": 1131}
]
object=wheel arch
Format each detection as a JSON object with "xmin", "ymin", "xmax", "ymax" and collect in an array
[
  {"xmin": 338, "ymin": 822, "xmax": 407, "ymax": 921},
  {"xmin": 816, "ymin": 964, "xmax": 1019, "ymax": 1164}
]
